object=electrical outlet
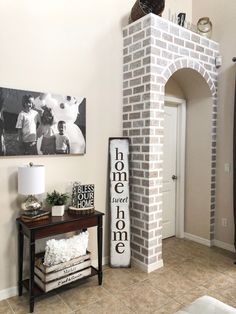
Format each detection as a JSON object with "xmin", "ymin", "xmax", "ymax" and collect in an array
[
  {"xmin": 221, "ymin": 218, "xmax": 228, "ymax": 227},
  {"xmin": 224, "ymin": 163, "xmax": 231, "ymax": 174}
]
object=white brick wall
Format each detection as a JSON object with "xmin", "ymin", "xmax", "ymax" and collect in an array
[{"xmin": 123, "ymin": 13, "xmax": 219, "ymax": 272}]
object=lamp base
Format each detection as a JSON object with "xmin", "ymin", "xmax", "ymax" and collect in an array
[{"xmin": 22, "ymin": 195, "xmax": 42, "ymax": 214}]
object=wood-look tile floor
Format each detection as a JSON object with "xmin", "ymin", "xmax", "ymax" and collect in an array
[{"xmin": 2, "ymin": 237, "xmax": 236, "ymax": 314}]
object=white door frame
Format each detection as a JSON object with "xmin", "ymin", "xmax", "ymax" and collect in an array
[{"xmin": 164, "ymin": 96, "xmax": 186, "ymax": 238}]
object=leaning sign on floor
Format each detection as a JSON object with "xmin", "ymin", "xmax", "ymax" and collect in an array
[{"xmin": 109, "ymin": 137, "xmax": 131, "ymax": 267}]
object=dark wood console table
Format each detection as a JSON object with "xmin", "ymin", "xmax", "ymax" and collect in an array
[{"xmin": 16, "ymin": 210, "xmax": 104, "ymax": 313}]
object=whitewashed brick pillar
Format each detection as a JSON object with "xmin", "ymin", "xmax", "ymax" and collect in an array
[{"xmin": 123, "ymin": 14, "xmax": 219, "ymax": 272}]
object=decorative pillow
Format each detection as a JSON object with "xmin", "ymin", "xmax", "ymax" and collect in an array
[{"xmin": 44, "ymin": 231, "xmax": 89, "ymax": 266}]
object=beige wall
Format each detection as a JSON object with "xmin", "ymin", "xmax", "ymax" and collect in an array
[
  {"xmin": 0, "ymin": 0, "xmax": 192, "ymax": 293},
  {"xmin": 181, "ymin": 71, "xmax": 212, "ymax": 240},
  {"xmin": 163, "ymin": 0, "xmax": 192, "ymax": 22},
  {"xmin": 165, "ymin": 78, "xmax": 185, "ymax": 99},
  {"xmin": 0, "ymin": 0, "xmax": 135, "ymax": 292},
  {"xmin": 193, "ymin": 1, "xmax": 236, "ymax": 245}
]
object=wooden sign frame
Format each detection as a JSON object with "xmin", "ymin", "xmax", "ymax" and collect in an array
[{"xmin": 109, "ymin": 137, "xmax": 131, "ymax": 267}]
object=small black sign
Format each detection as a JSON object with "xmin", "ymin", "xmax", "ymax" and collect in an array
[{"xmin": 72, "ymin": 183, "xmax": 94, "ymax": 209}]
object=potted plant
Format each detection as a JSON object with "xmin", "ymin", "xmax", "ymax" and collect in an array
[{"xmin": 46, "ymin": 190, "xmax": 69, "ymax": 216}]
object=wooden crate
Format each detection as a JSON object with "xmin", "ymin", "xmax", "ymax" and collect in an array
[
  {"xmin": 35, "ymin": 259, "xmax": 91, "ymax": 282},
  {"xmin": 35, "ymin": 251, "xmax": 91, "ymax": 273},
  {"xmin": 34, "ymin": 267, "xmax": 91, "ymax": 292}
]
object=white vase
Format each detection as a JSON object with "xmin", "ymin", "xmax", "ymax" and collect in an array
[{"xmin": 52, "ymin": 205, "xmax": 65, "ymax": 216}]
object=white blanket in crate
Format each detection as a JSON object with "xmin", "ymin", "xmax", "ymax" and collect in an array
[{"xmin": 44, "ymin": 231, "xmax": 89, "ymax": 266}]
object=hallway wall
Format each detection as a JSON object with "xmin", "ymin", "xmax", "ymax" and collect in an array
[{"xmin": 193, "ymin": 1, "xmax": 236, "ymax": 247}]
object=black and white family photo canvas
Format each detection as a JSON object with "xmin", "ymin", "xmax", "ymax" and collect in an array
[{"xmin": 0, "ymin": 87, "xmax": 86, "ymax": 156}]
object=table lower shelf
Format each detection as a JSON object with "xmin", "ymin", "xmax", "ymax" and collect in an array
[{"xmin": 22, "ymin": 266, "xmax": 99, "ymax": 298}]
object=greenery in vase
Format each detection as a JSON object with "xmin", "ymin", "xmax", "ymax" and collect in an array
[{"xmin": 46, "ymin": 190, "xmax": 70, "ymax": 206}]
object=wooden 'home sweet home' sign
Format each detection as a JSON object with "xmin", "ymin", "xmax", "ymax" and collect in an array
[{"xmin": 109, "ymin": 138, "xmax": 131, "ymax": 267}]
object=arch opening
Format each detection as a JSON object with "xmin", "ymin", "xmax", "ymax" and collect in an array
[{"xmin": 163, "ymin": 68, "xmax": 214, "ymax": 250}]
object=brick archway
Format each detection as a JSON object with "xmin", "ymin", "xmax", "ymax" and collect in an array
[
  {"xmin": 162, "ymin": 57, "xmax": 217, "ymax": 97},
  {"xmin": 123, "ymin": 14, "xmax": 219, "ymax": 272}
]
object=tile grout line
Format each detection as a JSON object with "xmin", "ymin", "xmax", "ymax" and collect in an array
[
  {"xmin": 56, "ymin": 285, "xmax": 113, "ymax": 313},
  {"xmin": 5, "ymin": 238, "xmax": 236, "ymax": 313},
  {"xmin": 102, "ymin": 288, "xmax": 136, "ymax": 313},
  {"xmin": 102, "ymin": 272, "xmax": 174, "ymax": 312},
  {"xmin": 6, "ymin": 299, "xmax": 15, "ymax": 314},
  {"xmin": 56, "ymin": 293, "xmax": 75, "ymax": 314}
]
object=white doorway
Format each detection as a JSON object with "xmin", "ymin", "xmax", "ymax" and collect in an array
[
  {"xmin": 162, "ymin": 96, "xmax": 186, "ymax": 239},
  {"xmin": 163, "ymin": 104, "xmax": 177, "ymax": 239}
]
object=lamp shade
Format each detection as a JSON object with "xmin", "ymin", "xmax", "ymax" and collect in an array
[{"xmin": 18, "ymin": 165, "xmax": 45, "ymax": 195}]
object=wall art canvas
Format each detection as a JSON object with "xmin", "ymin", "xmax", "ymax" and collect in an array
[
  {"xmin": 109, "ymin": 137, "xmax": 131, "ymax": 267},
  {"xmin": 0, "ymin": 86, "xmax": 86, "ymax": 156}
]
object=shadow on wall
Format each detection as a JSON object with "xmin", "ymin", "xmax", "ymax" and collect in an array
[
  {"xmin": 120, "ymin": 13, "xmax": 130, "ymax": 28},
  {"xmin": 8, "ymin": 168, "xmax": 18, "ymax": 212},
  {"xmin": 5, "ymin": 168, "xmax": 19, "ymax": 289}
]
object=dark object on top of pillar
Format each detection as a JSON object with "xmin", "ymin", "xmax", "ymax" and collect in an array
[
  {"xmin": 233, "ymin": 57, "xmax": 236, "ymax": 63},
  {"xmin": 177, "ymin": 13, "xmax": 186, "ymax": 27},
  {"xmin": 129, "ymin": 0, "xmax": 165, "ymax": 24}
]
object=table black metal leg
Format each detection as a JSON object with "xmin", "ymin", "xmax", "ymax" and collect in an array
[
  {"xmin": 29, "ymin": 233, "xmax": 35, "ymax": 313},
  {"xmin": 17, "ymin": 222, "xmax": 24, "ymax": 296},
  {"xmin": 97, "ymin": 215, "xmax": 103, "ymax": 285}
]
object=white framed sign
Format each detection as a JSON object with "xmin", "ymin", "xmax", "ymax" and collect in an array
[{"xmin": 109, "ymin": 137, "xmax": 131, "ymax": 267}]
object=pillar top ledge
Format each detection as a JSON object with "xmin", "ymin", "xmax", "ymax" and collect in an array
[{"xmin": 123, "ymin": 13, "xmax": 219, "ymax": 50}]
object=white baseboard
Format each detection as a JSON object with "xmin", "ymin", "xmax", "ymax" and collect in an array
[
  {"xmin": 184, "ymin": 232, "xmax": 212, "ymax": 247},
  {"xmin": 0, "ymin": 256, "xmax": 109, "ymax": 302},
  {"xmin": 131, "ymin": 257, "xmax": 163, "ymax": 273},
  {"xmin": 0, "ymin": 286, "xmax": 17, "ymax": 301},
  {"xmin": 213, "ymin": 239, "xmax": 236, "ymax": 253},
  {"xmin": 184, "ymin": 233, "xmax": 235, "ymax": 253}
]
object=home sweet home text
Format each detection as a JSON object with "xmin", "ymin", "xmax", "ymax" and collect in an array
[{"xmin": 109, "ymin": 138, "xmax": 131, "ymax": 267}]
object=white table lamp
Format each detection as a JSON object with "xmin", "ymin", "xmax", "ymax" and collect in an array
[{"xmin": 18, "ymin": 163, "xmax": 45, "ymax": 212}]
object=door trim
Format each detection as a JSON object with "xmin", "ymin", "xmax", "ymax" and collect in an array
[{"xmin": 164, "ymin": 96, "xmax": 186, "ymax": 238}]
